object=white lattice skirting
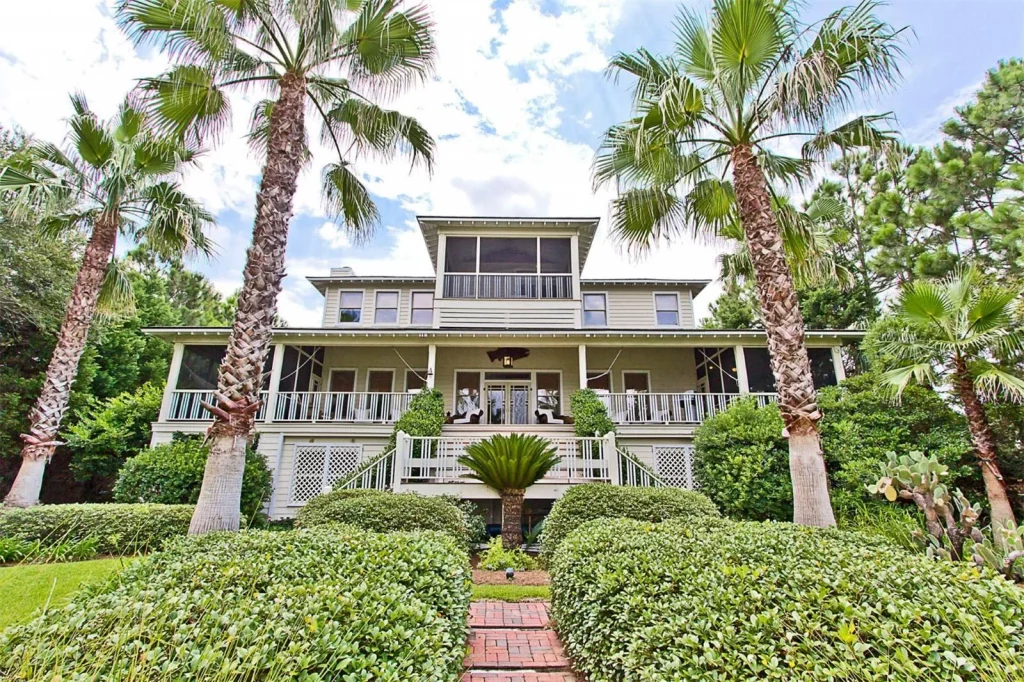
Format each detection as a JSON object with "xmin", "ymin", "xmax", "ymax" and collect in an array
[
  {"xmin": 290, "ymin": 444, "xmax": 364, "ymax": 504},
  {"xmin": 653, "ymin": 445, "xmax": 699, "ymax": 490}
]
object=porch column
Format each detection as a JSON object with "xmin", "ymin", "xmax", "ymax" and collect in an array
[
  {"xmin": 158, "ymin": 342, "xmax": 185, "ymax": 421},
  {"xmin": 570, "ymin": 234, "xmax": 581, "ymax": 304},
  {"xmin": 734, "ymin": 345, "xmax": 750, "ymax": 394},
  {"xmin": 393, "ymin": 431, "xmax": 408, "ymax": 492},
  {"xmin": 831, "ymin": 345, "xmax": 847, "ymax": 382},
  {"xmin": 578, "ymin": 344, "xmax": 588, "ymax": 389},
  {"xmin": 426, "ymin": 344, "xmax": 437, "ymax": 389},
  {"xmin": 264, "ymin": 343, "xmax": 285, "ymax": 423},
  {"xmin": 434, "ymin": 234, "xmax": 447, "ymax": 304}
]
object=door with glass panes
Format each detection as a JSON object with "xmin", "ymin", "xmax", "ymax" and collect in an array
[{"xmin": 484, "ymin": 374, "xmax": 531, "ymax": 425}]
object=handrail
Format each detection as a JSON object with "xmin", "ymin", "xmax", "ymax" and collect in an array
[
  {"xmin": 442, "ymin": 273, "xmax": 573, "ymax": 299},
  {"xmin": 617, "ymin": 447, "xmax": 667, "ymax": 488},
  {"xmin": 273, "ymin": 391, "xmax": 412, "ymax": 423},
  {"xmin": 336, "ymin": 448, "xmax": 395, "ymax": 491},
  {"xmin": 402, "ymin": 436, "xmax": 607, "ymax": 483},
  {"xmin": 599, "ymin": 392, "xmax": 778, "ymax": 424},
  {"xmin": 168, "ymin": 389, "xmax": 269, "ymax": 421}
]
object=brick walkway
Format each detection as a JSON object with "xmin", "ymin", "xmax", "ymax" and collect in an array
[{"xmin": 462, "ymin": 602, "xmax": 576, "ymax": 682}]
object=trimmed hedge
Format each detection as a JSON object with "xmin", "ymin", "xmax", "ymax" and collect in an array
[
  {"xmin": 0, "ymin": 525, "xmax": 471, "ymax": 680},
  {"xmin": 0, "ymin": 504, "xmax": 192, "ymax": 555},
  {"xmin": 113, "ymin": 438, "xmax": 272, "ymax": 520},
  {"xmin": 541, "ymin": 483, "xmax": 720, "ymax": 559},
  {"xmin": 551, "ymin": 518, "xmax": 1024, "ymax": 681},
  {"xmin": 295, "ymin": 489, "xmax": 470, "ymax": 544}
]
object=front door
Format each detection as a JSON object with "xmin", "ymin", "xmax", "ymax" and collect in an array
[{"xmin": 485, "ymin": 382, "xmax": 531, "ymax": 425}]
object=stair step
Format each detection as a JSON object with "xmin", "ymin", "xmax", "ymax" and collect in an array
[
  {"xmin": 464, "ymin": 629, "xmax": 570, "ymax": 670},
  {"xmin": 461, "ymin": 673, "xmax": 576, "ymax": 681},
  {"xmin": 469, "ymin": 602, "xmax": 549, "ymax": 629}
]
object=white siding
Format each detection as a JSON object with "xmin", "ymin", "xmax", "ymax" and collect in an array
[
  {"xmin": 321, "ymin": 284, "xmax": 435, "ymax": 327},
  {"xmin": 585, "ymin": 347, "xmax": 698, "ymax": 393},
  {"xmin": 582, "ymin": 286, "xmax": 698, "ymax": 330}
]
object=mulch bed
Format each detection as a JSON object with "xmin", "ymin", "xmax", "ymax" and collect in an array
[{"xmin": 472, "ymin": 569, "xmax": 551, "ymax": 586}]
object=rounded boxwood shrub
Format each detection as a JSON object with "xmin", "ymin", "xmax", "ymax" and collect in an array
[
  {"xmin": 541, "ymin": 483, "xmax": 719, "ymax": 559},
  {"xmin": 295, "ymin": 489, "xmax": 470, "ymax": 544},
  {"xmin": 0, "ymin": 525, "xmax": 471, "ymax": 680},
  {"xmin": 551, "ymin": 518, "xmax": 1024, "ymax": 681},
  {"xmin": 113, "ymin": 437, "xmax": 272, "ymax": 520},
  {"xmin": 0, "ymin": 503, "xmax": 193, "ymax": 555}
]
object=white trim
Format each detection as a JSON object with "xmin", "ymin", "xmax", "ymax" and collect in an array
[
  {"xmin": 373, "ymin": 290, "xmax": 401, "ymax": 326},
  {"xmin": 831, "ymin": 345, "xmax": 847, "ymax": 382},
  {"xmin": 578, "ymin": 344, "xmax": 588, "ymax": 390},
  {"xmin": 434, "ymin": 234, "xmax": 447, "ymax": 302},
  {"xmin": 328, "ymin": 367, "xmax": 357, "ymax": 392},
  {"xmin": 365, "ymin": 368, "xmax": 396, "ymax": 392},
  {"xmin": 265, "ymin": 344, "xmax": 285, "ymax": 423},
  {"xmin": 409, "ymin": 289, "xmax": 435, "ymax": 327},
  {"xmin": 426, "ymin": 344, "xmax": 437, "ymax": 389},
  {"xmin": 159, "ymin": 343, "xmax": 185, "ymax": 421},
  {"xmin": 621, "ymin": 370, "xmax": 652, "ymax": 393},
  {"xmin": 734, "ymin": 345, "xmax": 750, "ymax": 394},
  {"xmin": 581, "ymin": 291, "xmax": 609, "ymax": 328},
  {"xmin": 336, "ymin": 288, "xmax": 365, "ymax": 326},
  {"xmin": 652, "ymin": 291, "xmax": 682, "ymax": 328}
]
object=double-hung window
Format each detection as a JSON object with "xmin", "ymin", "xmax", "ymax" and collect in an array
[
  {"xmin": 338, "ymin": 291, "xmax": 363, "ymax": 323},
  {"xmin": 374, "ymin": 291, "xmax": 399, "ymax": 324},
  {"xmin": 410, "ymin": 292, "xmax": 434, "ymax": 325},
  {"xmin": 654, "ymin": 293, "xmax": 680, "ymax": 326},
  {"xmin": 582, "ymin": 293, "xmax": 608, "ymax": 327}
]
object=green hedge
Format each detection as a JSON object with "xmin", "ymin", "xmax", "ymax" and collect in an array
[
  {"xmin": 551, "ymin": 518, "xmax": 1024, "ymax": 681},
  {"xmin": 0, "ymin": 525, "xmax": 471, "ymax": 680},
  {"xmin": 112, "ymin": 437, "xmax": 272, "ymax": 520},
  {"xmin": 541, "ymin": 483, "xmax": 719, "ymax": 559},
  {"xmin": 295, "ymin": 489, "xmax": 470, "ymax": 544},
  {"xmin": 0, "ymin": 504, "xmax": 193, "ymax": 555}
]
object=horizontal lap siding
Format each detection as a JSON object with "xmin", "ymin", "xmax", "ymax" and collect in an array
[
  {"xmin": 587, "ymin": 287, "xmax": 698, "ymax": 329},
  {"xmin": 321, "ymin": 347, "xmax": 430, "ymax": 391},
  {"xmin": 321, "ymin": 285, "xmax": 434, "ymax": 328},
  {"xmin": 586, "ymin": 347, "xmax": 697, "ymax": 393}
]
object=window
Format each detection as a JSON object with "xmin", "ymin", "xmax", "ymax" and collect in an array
[
  {"xmin": 479, "ymin": 238, "xmax": 537, "ymax": 273},
  {"xmin": 338, "ymin": 291, "xmax": 362, "ymax": 323},
  {"xmin": 411, "ymin": 291, "xmax": 434, "ymax": 325},
  {"xmin": 540, "ymin": 238, "xmax": 571, "ymax": 273},
  {"xmin": 654, "ymin": 293, "xmax": 680, "ymax": 326},
  {"xmin": 367, "ymin": 370, "xmax": 394, "ymax": 392},
  {"xmin": 444, "ymin": 237, "xmax": 477, "ymax": 272},
  {"xmin": 455, "ymin": 371, "xmax": 481, "ymax": 413},
  {"xmin": 582, "ymin": 293, "xmax": 608, "ymax": 327},
  {"xmin": 177, "ymin": 345, "xmax": 226, "ymax": 390},
  {"xmin": 586, "ymin": 371, "xmax": 611, "ymax": 392},
  {"xmin": 329, "ymin": 369, "xmax": 355, "ymax": 392},
  {"xmin": 536, "ymin": 372, "xmax": 561, "ymax": 413},
  {"xmin": 622, "ymin": 372, "xmax": 650, "ymax": 393},
  {"xmin": 374, "ymin": 291, "xmax": 399, "ymax": 324},
  {"xmin": 405, "ymin": 370, "xmax": 427, "ymax": 391}
]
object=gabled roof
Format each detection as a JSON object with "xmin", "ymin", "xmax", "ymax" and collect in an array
[{"xmin": 417, "ymin": 216, "xmax": 600, "ymax": 273}]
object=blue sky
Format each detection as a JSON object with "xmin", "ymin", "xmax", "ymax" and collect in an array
[{"xmin": 1, "ymin": 0, "xmax": 1022, "ymax": 324}]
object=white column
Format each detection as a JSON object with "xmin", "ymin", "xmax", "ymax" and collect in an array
[
  {"xmin": 831, "ymin": 345, "xmax": 847, "ymax": 383},
  {"xmin": 734, "ymin": 345, "xmax": 750, "ymax": 394},
  {"xmin": 433, "ymin": 234, "xmax": 447, "ymax": 300},
  {"xmin": 426, "ymin": 344, "xmax": 437, "ymax": 389},
  {"xmin": 570, "ymin": 234, "xmax": 581, "ymax": 301},
  {"xmin": 268, "ymin": 432, "xmax": 285, "ymax": 519},
  {"xmin": 578, "ymin": 344, "xmax": 588, "ymax": 389},
  {"xmin": 604, "ymin": 431, "xmax": 620, "ymax": 485},
  {"xmin": 158, "ymin": 342, "xmax": 185, "ymax": 421},
  {"xmin": 264, "ymin": 343, "xmax": 285, "ymax": 423},
  {"xmin": 392, "ymin": 430, "xmax": 408, "ymax": 492}
]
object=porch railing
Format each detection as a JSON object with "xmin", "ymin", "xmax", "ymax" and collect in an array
[
  {"xmin": 273, "ymin": 391, "xmax": 412, "ymax": 423},
  {"xmin": 600, "ymin": 392, "xmax": 777, "ymax": 424},
  {"xmin": 167, "ymin": 390, "xmax": 269, "ymax": 421},
  {"xmin": 442, "ymin": 273, "xmax": 573, "ymax": 299}
]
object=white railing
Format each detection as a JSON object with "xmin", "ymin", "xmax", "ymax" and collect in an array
[
  {"xmin": 167, "ymin": 390, "xmax": 269, "ymax": 421},
  {"xmin": 336, "ymin": 449, "xmax": 394, "ymax": 491},
  {"xmin": 600, "ymin": 392, "xmax": 778, "ymax": 424},
  {"xmin": 442, "ymin": 273, "xmax": 573, "ymax": 299},
  {"xmin": 618, "ymin": 448, "xmax": 667, "ymax": 487},
  {"xmin": 400, "ymin": 435, "xmax": 608, "ymax": 484},
  {"xmin": 273, "ymin": 392, "xmax": 412, "ymax": 423}
]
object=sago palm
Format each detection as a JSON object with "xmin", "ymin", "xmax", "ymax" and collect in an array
[
  {"xmin": 0, "ymin": 95, "xmax": 213, "ymax": 507},
  {"xmin": 117, "ymin": 0, "xmax": 436, "ymax": 533},
  {"xmin": 593, "ymin": 0, "xmax": 907, "ymax": 526},
  {"xmin": 877, "ymin": 266, "xmax": 1024, "ymax": 532},
  {"xmin": 460, "ymin": 434, "xmax": 561, "ymax": 549}
]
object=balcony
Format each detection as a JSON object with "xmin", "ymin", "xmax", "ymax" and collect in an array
[
  {"xmin": 443, "ymin": 273, "xmax": 573, "ymax": 299},
  {"xmin": 598, "ymin": 392, "xmax": 778, "ymax": 425},
  {"xmin": 167, "ymin": 390, "xmax": 269, "ymax": 421},
  {"xmin": 166, "ymin": 390, "xmax": 410, "ymax": 423}
]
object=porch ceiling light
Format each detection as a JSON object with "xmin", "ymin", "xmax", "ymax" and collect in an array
[{"xmin": 487, "ymin": 347, "xmax": 530, "ymax": 369}]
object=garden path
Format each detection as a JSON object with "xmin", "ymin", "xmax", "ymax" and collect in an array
[{"xmin": 462, "ymin": 601, "xmax": 576, "ymax": 681}]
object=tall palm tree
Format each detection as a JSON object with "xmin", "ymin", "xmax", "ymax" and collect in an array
[
  {"xmin": 0, "ymin": 95, "xmax": 213, "ymax": 507},
  {"xmin": 117, "ymin": 0, "xmax": 437, "ymax": 533},
  {"xmin": 877, "ymin": 266, "xmax": 1024, "ymax": 532},
  {"xmin": 460, "ymin": 434, "xmax": 561, "ymax": 549},
  {"xmin": 593, "ymin": 0, "xmax": 907, "ymax": 526}
]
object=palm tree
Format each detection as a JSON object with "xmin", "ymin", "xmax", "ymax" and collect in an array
[
  {"xmin": 460, "ymin": 434, "xmax": 561, "ymax": 549},
  {"xmin": 877, "ymin": 266, "xmax": 1024, "ymax": 532},
  {"xmin": 0, "ymin": 95, "xmax": 213, "ymax": 507},
  {"xmin": 117, "ymin": 0, "xmax": 436, "ymax": 533},
  {"xmin": 593, "ymin": 0, "xmax": 907, "ymax": 527}
]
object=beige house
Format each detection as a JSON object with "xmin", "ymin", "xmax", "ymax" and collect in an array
[{"xmin": 146, "ymin": 216, "xmax": 861, "ymax": 523}]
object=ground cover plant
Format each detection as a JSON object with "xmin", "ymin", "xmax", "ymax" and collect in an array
[
  {"xmin": 0, "ymin": 503, "xmax": 193, "ymax": 555},
  {"xmin": 0, "ymin": 557, "xmax": 127, "ymax": 629},
  {"xmin": 294, "ymin": 489, "xmax": 470, "ymax": 545},
  {"xmin": 0, "ymin": 525, "xmax": 471, "ymax": 680},
  {"xmin": 471, "ymin": 584, "xmax": 550, "ymax": 602},
  {"xmin": 541, "ymin": 483, "xmax": 719, "ymax": 559},
  {"xmin": 550, "ymin": 518, "xmax": 1024, "ymax": 681},
  {"xmin": 477, "ymin": 536, "xmax": 537, "ymax": 571}
]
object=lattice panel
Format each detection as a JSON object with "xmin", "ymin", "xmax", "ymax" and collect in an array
[
  {"xmin": 290, "ymin": 444, "xmax": 364, "ymax": 503},
  {"xmin": 653, "ymin": 445, "xmax": 698, "ymax": 489}
]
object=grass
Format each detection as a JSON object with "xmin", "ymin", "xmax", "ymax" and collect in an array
[
  {"xmin": 471, "ymin": 584, "xmax": 551, "ymax": 602},
  {"xmin": 0, "ymin": 557, "xmax": 128, "ymax": 629}
]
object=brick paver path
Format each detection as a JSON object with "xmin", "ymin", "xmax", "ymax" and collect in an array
[{"xmin": 462, "ymin": 602, "xmax": 576, "ymax": 682}]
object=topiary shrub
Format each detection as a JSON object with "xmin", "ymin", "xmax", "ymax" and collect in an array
[
  {"xmin": 295, "ymin": 489, "xmax": 470, "ymax": 544},
  {"xmin": 551, "ymin": 518, "xmax": 1024, "ymax": 681},
  {"xmin": 569, "ymin": 389, "xmax": 615, "ymax": 437},
  {"xmin": 0, "ymin": 525, "xmax": 471, "ymax": 680},
  {"xmin": 0, "ymin": 503, "xmax": 193, "ymax": 555},
  {"xmin": 112, "ymin": 437, "xmax": 272, "ymax": 520},
  {"xmin": 541, "ymin": 483, "xmax": 719, "ymax": 559}
]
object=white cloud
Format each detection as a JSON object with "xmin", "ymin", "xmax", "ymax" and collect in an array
[{"xmin": 316, "ymin": 222, "xmax": 352, "ymax": 250}]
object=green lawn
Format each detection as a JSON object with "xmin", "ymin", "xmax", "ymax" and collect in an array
[
  {"xmin": 471, "ymin": 584, "xmax": 550, "ymax": 602},
  {"xmin": 0, "ymin": 558, "xmax": 128, "ymax": 629}
]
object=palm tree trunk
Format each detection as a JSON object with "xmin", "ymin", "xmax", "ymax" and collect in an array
[
  {"xmin": 189, "ymin": 73, "xmax": 307, "ymax": 534},
  {"xmin": 953, "ymin": 356, "xmax": 1016, "ymax": 532},
  {"xmin": 4, "ymin": 215, "xmax": 118, "ymax": 508},
  {"xmin": 500, "ymin": 489, "xmax": 525, "ymax": 549},
  {"xmin": 730, "ymin": 144, "xmax": 835, "ymax": 528}
]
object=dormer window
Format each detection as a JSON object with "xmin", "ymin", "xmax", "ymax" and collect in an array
[
  {"xmin": 655, "ymin": 293, "xmax": 680, "ymax": 326},
  {"xmin": 338, "ymin": 291, "xmax": 363, "ymax": 323},
  {"xmin": 442, "ymin": 236, "xmax": 572, "ymax": 299},
  {"xmin": 583, "ymin": 293, "xmax": 608, "ymax": 327},
  {"xmin": 374, "ymin": 291, "xmax": 399, "ymax": 324}
]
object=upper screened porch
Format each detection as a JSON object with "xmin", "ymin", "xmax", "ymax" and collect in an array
[{"xmin": 151, "ymin": 329, "xmax": 859, "ymax": 429}]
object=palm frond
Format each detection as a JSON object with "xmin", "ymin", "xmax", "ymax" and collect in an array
[
  {"xmin": 459, "ymin": 434, "xmax": 561, "ymax": 492},
  {"xmin": 339, "ymin": 0, "xmax": 436, "ymax": 99},
  {"xmin": 69, "ymin": 93, "xmax": 114, "ymax": 168},
  {"xmin": 322, "ymin": 98, "xmax": 435, "ymax": 171},
  {"xmin": 709, "ymin": 0, "xmax": 785, "ymax": 94},
  {"xmin": 755, "ymin": 148, "xmax": 813, "ymax": 185},
  {"xmin": 672, "ymin": 4, "xmax": 715, "ymax": 83},
  {"xmin": 116, "ymin": 0, "xmax": 234, "ymax": 64},
  {"xmin": 321, "ymin": 162, "xmax": 380, "ymax": 238},
  {"xmin": 246, "ymin": 99, "xmax": 312, "ymax": 165},
  {"xmin": 138, "ymin": 65, "xmax": 231, "ymax": 144},
  {"xmin": 880, "ymin": 363, "xmax": 937, "ymax": 401},
  {"xmin": 802, "ymin": 113, "xmax": 899, "ymax": 161},
  {"xmin": 972, "ymin": 362, "xmax": 1024, "ymax": 403},
  {"xmin": 898, "ymin": 279, "xmax": 951, "ymax": 326},
  {"xmin": 606, "ymin": 48, "xmax": 679, "ymax": 104},
  {"xmin": 132, "ymin": 181, "xmax": 216, "ymax": 259},
  {"xmin": 96, "ymin": 258, "xmax": 137, "ymax": 317},
  {"xmin": 608, "ymin": 186, "xmax": 687, "ymax": 256},
  {"xmin": 968, "ymin": 288, "xmax": 1017, "ymax": 337}
]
